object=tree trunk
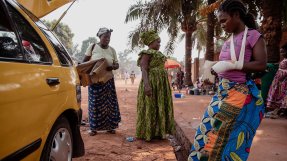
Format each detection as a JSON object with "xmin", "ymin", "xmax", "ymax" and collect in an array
[
  {"xmin": 261, "ymin": 0, "xmax": 282, "ymax": 63},
  {"xmin": 205, "ymin": 0, "xmax": 216, "ymax": 61},
  {"xmin": 181, "ymin": 0, "xmax": 197, "ymax": 86},
  {"xmin": 185, "ymin": 30, "xmax": 193, "ymax": 86}
]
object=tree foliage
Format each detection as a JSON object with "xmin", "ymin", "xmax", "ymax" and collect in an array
[
  {"xmin": 42, "ymin": 20, "xmax": 74, "ymax": 55},
  {"xmin": 125, "ymin": 0, "xmax": 201, "ymax": 86},
  {"xmin": 73, "ymin": 37, "xmax": 97, "ymax": 62},
  {"xmin": 115, "ymin": 50, "xmax": 140, "ymax": 78},
  {"xmin": 125, "ymin": 0, "xmax": 182, "ymax": 55}
]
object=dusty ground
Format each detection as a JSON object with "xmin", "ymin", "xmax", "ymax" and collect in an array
[
  {"xmin": 74, "ymin": 79, "xmax": 176, "ymax": 161},
  {"xmin": 74, "ymin": 79, "xmax": 287, "ymax": 161}
]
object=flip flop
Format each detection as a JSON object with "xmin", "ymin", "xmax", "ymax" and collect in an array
[{"xmin": 88, "ymin": 130, "xmax": 97, "ymax": 136}]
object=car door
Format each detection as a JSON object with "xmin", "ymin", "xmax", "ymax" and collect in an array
[{"xmin": 0, "ymin": 1, "xmax": 70, "ymax": 159}]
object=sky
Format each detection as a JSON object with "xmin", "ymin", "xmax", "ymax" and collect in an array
[{"xmin": 42, "ymin": 0, "xmax": 200, "ymax": 61}]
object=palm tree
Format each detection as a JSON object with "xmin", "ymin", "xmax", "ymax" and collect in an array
[
  {"xmin": 125, "ymin": 0, "xmax": 201, "ymax": 86},
  {"xmin": 200, "ymin": 0, "xmax": 286, "ymax": 63},
  {"xmin": 205, "ymin": 0, "xmax": 216, "ymax": 61},
  {"xmin": 283, "ymin": 1, "xmax": 287, "ymax": 30},
  {"xmin": 125, "ymin": 0, "xmax": 182, "ymax": 54},
  {"xmin": 181, "ymin": 0, "xmax": 199, "ymax": 86},
  {"xmin": 242, "ymin": 0, "xmax": 262, "ymax": 18},
  {"xmin": 261, "ymin": 0, "xmax": 283, "ymax": 63}
]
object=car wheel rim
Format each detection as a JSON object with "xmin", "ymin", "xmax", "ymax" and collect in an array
[{"xmin": 49, "ymin": 128, "xmax": 72, "ymax": 161}]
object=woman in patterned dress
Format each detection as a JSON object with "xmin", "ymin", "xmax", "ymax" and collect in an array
[
  {"xmin": 266, "ymin": 43, "xmax": 287, "ymax": 118},
  {"xmin": 136, "ymin": 30, "xmax": 175, "ymax": 141},
  {"xmin": 188, "ymin": 0, "xmax": 267, "ymax": 160},
  {"xmin": 83, "ymin": 27, "xmax": 121, "ymax": 136}
]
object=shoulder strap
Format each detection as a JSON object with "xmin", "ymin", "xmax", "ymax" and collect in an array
[
  {"xmin": 91, "ymin": 43, "xmax": 96, "ymax": 52},
  {"xmin": 230, "ymin": 26, "xmax": 248, "ymax": 63}
]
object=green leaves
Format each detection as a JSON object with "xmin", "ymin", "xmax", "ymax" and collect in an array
[
  {"xmin": 125, "ymin": 2, "xmax": 144, "ymax": 23},
  {"xmin": 125, "ymin": 0, "xmax": 196, "ymax": 55}
]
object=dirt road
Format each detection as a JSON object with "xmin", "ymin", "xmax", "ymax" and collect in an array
[
  {"xmin": 74, "ymin": 79, "xmax": 176, "ymax": 161},
  {"xmin": 75, "ymin": 79, "xmax": 287, "ymax": 161}
]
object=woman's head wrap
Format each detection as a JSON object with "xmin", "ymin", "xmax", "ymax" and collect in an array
[
  {"xmin": 140, "ymin": 30, "xmax": 159, "ymax": 46},
  {"xmin": 97, "ymin": 27, "xmax": 113, "ymax": 37}
]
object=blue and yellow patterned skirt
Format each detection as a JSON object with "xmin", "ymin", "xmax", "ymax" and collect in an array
[
  {"xmin": 188, "ymin": 78, "xmax": 264, "ymax": 161},
  {"xmin": 88, "ymin": 78, "xmax": 121, "ymax": 131}
]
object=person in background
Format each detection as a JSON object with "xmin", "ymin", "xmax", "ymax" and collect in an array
[
  {"xmin": 188, "ymin": 0, "xmax": 267, "ymax": 160},
  {"xmin": 195, "ymin": 78, "xmax": 202, "ymax": 89},
  {"xmin": 171, "ymin": 71, "xmax": 176, "ymax": 90},
  {"xmin": 82, "ymin": 27, "xmax": 121, "ymax": 136},
  {"xmin": 124, "ymin": 71, "xmax": 129, "ymax": 85},
  {"xmin": 266, "ymin": 43, "xmax": 287, "ymax": 118},
  {"xmin": 261, "ymin": 62, "xmax": 279, "ymax": 105},
  {"xmin": 176, "ymin": 67, "xmax": 184, "ymax": 93},
  {"xmin": 136, "ymin": 30, "xmax": 175, "ymax": 141},
  {"xmin": 130, "ymin": 70, "xmax": 136, "ymax": 85}
]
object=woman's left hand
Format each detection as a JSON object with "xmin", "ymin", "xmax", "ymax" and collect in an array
[
  {"xmin": 112, "ymin": 63, "xmax": 119, "ymax": 70},
  {"xmin": 144, "ymin": 85, "xmax": 152, "ymax": 97},
  {"xmin": 210, "ymin": 68, "xmax": 218, "ymax": 76},
  {"xmin": 106, "ymin": 66, "xmax": 113, "ymax": 71}
]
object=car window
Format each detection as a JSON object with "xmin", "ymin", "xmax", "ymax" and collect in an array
[
  {"xmin": 40, "ymin": 29, "xmax": 73, "ymax": 66},
  {"xmin": 0, "ymin": 4, "xmax": 22, "ymax": 60},
  {"xmin": 6, "ymin": 3, "xmax": 52, "ymax": 64},
  {"xmin": 10, "ymin": 1, "xmax": 73, "ymax": 66}
]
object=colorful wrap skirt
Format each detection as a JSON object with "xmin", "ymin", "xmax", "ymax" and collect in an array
[
  {"xmin": 88, "ymin": 78, "xmax": 121, "ymax": 131},
  {"xmin": 188, "ymin": 78, "xmax": 264, "ymax": 161}
]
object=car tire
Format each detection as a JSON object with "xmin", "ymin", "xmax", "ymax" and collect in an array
[{"xmin": 40, "ymin": 116, "xmax": 73, "ymax": 161}]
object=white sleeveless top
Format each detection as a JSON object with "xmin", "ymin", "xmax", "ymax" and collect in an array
[{"xmin": 85, "ymin": 43, "xmax": 118, "ymax": 66}]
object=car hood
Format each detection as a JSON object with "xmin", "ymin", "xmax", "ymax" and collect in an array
[{"xmin": 17, "ymin": 0, "xmax": 72, "ymax": 18}]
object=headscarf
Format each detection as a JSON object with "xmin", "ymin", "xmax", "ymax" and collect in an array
[
  {"xmin": 140, "ymin": 30, "xmax": 159, "ymax": 46},
  {"xmin": 97, "ymin": 27, "xmax": 113, "ymax": 37}
]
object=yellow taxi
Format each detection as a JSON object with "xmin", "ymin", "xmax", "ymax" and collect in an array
[{"xmin": 0, "ymin": 0, "xmax": 84, "ymax": 160}]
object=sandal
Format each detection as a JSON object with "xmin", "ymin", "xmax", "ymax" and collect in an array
[
  {"xmin": 88, "ymin": 130, "xmax": 97, "ymax": 136},
  {"xmin": 107, "ymin": 129, "xmax": 116, "ymax": 134}
]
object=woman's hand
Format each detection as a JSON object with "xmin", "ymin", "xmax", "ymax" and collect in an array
[
  {"xmin": 210, "ymin": 68, "xmax": 218, "ymax": 76},
  {"xmin": 144, "ymin": 84, "xmax": 152, "ymax": 97},
  {"xmin": 112, "ymin": 63, "xmax": 119, "ymax": 70},
  {"xmin": 106, "ymin": 66, "xmax": 113, "ymax": 71},
  {"xmin": 106, "ymin": 62, "xmax": 119, "ymax": 71}
]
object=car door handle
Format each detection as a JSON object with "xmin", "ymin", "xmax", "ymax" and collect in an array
[{"xmin": 46, "ymin": 78, "xmax": 60, "ymax": 86}]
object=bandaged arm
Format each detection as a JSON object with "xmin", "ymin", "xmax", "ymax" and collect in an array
[
  {"xmin": 212, "ymin": 60, "xmax": 243, "ymax": 73},
  {"xmin": 212, "ymin": 38, "xmax": 267, "ymax": 73}
]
